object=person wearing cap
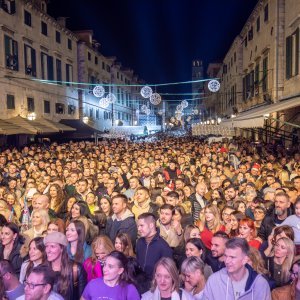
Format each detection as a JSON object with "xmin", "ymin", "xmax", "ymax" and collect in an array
[{"xmin": 44, "ymin": 232, "xmax": 86, "ymax": 300}]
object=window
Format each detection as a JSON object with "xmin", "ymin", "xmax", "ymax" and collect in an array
[
  {"xmin": 56, "ymin": 59, "xmax": 62, "ymax": 84},
  {"xmin": 106, "ymin": 64, "xmax": 111, "ymax": 72},
  {"xmin": 256, "ymin": 16, "xmax": 260, "ymax": 32},
  {"xmin": 24, "ymin": 45, "xmax": 36, "ymax": 76},
  {"xmin": 56, "ymin": 31, "xmax": 61, "ymax": 43},
  {"xmin": 248, "ymin": 27, "xmax": 253, "ymax": 41},
  {"xmin": 244, "ymin": 37, "xmax": 248, "ymax": 48},
  {"xmin": 95, "ymin": 57, "xmax": 98, "ymax": 65},
  {"xmin": 41, "ymin": 53, "xmax": 54, "ymax": 80},
  {"xmin": 234, "ymin": 52, "xmax": 236, "ymax": 62},
  {"xmin": 1, "ymin": 0, "xmax": 16, "ymax": 14},
  {"xmin": 27, "ymin": 97, "xmax": 35, "ymax": 112},
  {"xmin": 68, "ymin": 105, "xmax": 76, "ymax": 115},
  {"xmin": 55, "ymin": 103, "xmax": 65, "ymax": 114},
  {"xmin": 89, "ymin": 108, "xmax": 93, "ymax": 118},
  {"xmin": 88, "ymin": 52, "xmax": 91, "ymax": 61},
  {"xmin": 96, "ymin": 109, "xmax": 99, "ymax": 119},
  {"xmin": 223, "ymin": 64, "xmax": 227, "ymax": 74},
  {"xmin": 6, "ymin": 94, "xmax": 15, "ymax": 109},
  {"xmin": 44, "ymin": 100, "xmax": 50, "ymax": 113},
  {"xmin": 102, "ymin": 62, "xmax": 105, "ymax": 70},
  {"xmin": 4, "ymin": 35, "xmax": 18, "ymax": 71},
  {"xmin": 41, "ymin": 21, "xmax": 47, "ymax": 36},
  {"xmin": 66, "ymin": 64, "xmax": 73, "ymax": 86},
  {"xmin": 262, "ymin": 56, "xmax": 268, "ymax": 92},
  {"xmin": 286, "ymin": 28, "xmax": 299, "ymax": 79},
  {"xmin": 24, "ymin": 10, "xmax": 31, "ymax": 26},
  {"xmin": 255, "ymin": 64, "xmax": 260, "ymax": 96},
  {"xmin": 264, "ymin": 4, "xmax": 269, "ymax": 22},
  {"xmin": 67, "ymin": 38, "xmax": 72, "ymax": 50}
]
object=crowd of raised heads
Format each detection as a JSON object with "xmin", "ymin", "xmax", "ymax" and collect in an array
[{"xmin": 0, "ymin": 137, "xmax": 299, "ymax": 299}]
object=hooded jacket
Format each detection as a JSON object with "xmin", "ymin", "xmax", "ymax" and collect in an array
[
  {"xmin": 142, "ymin": 287, "xmax": 195, "ymax": 300},
  {"xmin": 202, "ymin": 264, "xmax": 271, "ymax": 300},
  {"xmin": 105, "ymin": 208, "xmax": 137, "ymax": 245}
]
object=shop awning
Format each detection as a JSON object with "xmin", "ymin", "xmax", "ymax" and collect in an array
[
  {"xmin": 36, "ymin": 118, "xmax": 76, "ymax": 132},
  {"xmin": 8, "ymin": 116, "xmax": 59, "ymax": 134},
  {"xmin": 221, "ymin": 95, "xmax": 300, "ymax": 128},
  {"xmin": 0, "ymin": 119, "xmax": 35, "ymax": 135}
]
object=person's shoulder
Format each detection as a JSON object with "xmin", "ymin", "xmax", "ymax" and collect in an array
[
  {"xmin": 48, "ymin": 291, "xmax": 64, "ymax": 300},
  {"xmin": 141, "ymin": 290, "xmax": 153, "ymax": 300}
]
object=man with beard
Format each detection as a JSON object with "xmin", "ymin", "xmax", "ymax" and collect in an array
[
  {"xmin": 258, "ymin": 192, "xmax": 293, "ymax": 242},
  {"xmin": 224, "ymin": 184, "xmax": 239, "ymax": 206},
  {"xmin": 206, "ymin": 231, "xmax": 229, "ymax": 273}
]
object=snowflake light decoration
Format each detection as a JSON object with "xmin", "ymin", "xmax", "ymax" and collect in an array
[
  {"xmin": 141, "ymin": 105, "xmax": 147, "ymax": 112},
  {"xmin": 181, "ymin": 100, "xmax": 188, "ymax": 108},
  {"xmin": 150, "ymin": 93, "xmax": 162, "ymax": 105},
  {"xmin": 99, "ymin": 98, "xmax": 110, "ymax": 108},
  {"xmin": 145, "ymin": 108, "xmax": 151, "ymax": 115},
  {"xmin": 93, "ymin": 85, "xmax": 105, "ymax": 98},
  {"xmin": 208, "ymin": 80, "xmax": 220, "ymax": 92},
  {"xmin": 176, "ymin": 104, "xmax": 184, "ymax": 112},
  {"xmin": 106, "ymin": 93, "xmax": 117, "ymax": 104},
  {"xmin": 141, "ymin": 86, "xmax": 153, "ymax": 98}
]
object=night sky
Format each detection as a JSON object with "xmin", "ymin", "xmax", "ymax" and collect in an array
[{"xmin": 48, "ymin": 0, "xmax": 258, "ymax": 98}]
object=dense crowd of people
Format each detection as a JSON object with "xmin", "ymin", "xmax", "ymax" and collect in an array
[{"xmin": 0, "ymin": 136, "xmax": 299, "ymax": 299}]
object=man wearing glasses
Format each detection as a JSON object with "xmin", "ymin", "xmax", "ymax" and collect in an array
[
  {"xmin": 16, "ymin": 265, "xmax": 63, "ymax": 300},
  {"xmin": 0, "ymin": 260, "xmax": 24, "ymax": 300}
]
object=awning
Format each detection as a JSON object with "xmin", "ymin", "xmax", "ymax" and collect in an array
[
  {"xmin": 8, "ymin": 116, "xmax": 59, "ymax": 134},
  {"xmin": 36, "ymin": 118, "xmax": 76, "ymax": 132},
  {"xmin": 0, "ymin": 119, "xmax": 35, "ymax": 135},
  {"xmin": 222, "ymin": 95, "xmax": 300, "ymax": 128}
]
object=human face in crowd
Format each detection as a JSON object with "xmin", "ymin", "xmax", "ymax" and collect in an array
[
  {"xmin": 29, "ymin": 241, "xmax": 43, "ymax": 263},
  {"xmin": 47, "ymin": 223, "xmax": 59, "ymax": 234},
  {"xmin": 274, "ymin": 195, "xmax": 290, "ymax": 217},
  {"xmin": 290, "ymin": 263, "xmax": 299, "ymax": 281},
  {"xmin": 106, "ymin": 179, "xmax": 116, "ymax": 190},
  {"xmin": 71, "ymin": 203, "xmax": 81, "ymax": 219},
  {"xmin": 172, "ymin": 209, "xmax": 182, "ymax": 223},
  {"xmin": 224, "ymin": 247, "xmax": 247, "ymax": 276},
  {"xmin": 222, "ymin": 208, "xmax": 234, "ymax": 224},
  {"xmin": 86, "ymin": 193, "xmax": 96, "ymax": 205},
  {"xmin": 211, "ymin": 237, "xmax": 226, "ymax": 258},
  {"xmin": 196, "ymin": 183, "xmax": 207, "ymax": 197},
  {"xmin": 95, "ymin": 245, "xmax": 109, "ymax": 261},
  {"xmin": 135, "ymin": 189, "xmax": 149, "ymax": 204},
  {"xmin": 186, "ymin": 242, "xmax": 202, "ymax": 257},
  {"xmin": 137, "ymin": 219, "xmax": 153, "ymax": 238},
  {"xmin": 77, "ymin": 181, "xmax": 88, "ymax": 193},
  {"xmin": 175, "ymin": 180, "xmax": 184, "ymax": 190},
  {"xmin": 49, "ymin": 186, "xmax": 58, "ymax": 198},
  {"xmin": 274, "ymin": 239, "xmax": 288, "ymax": 259},
  {"xmin": 103, "ymin": 256, "xmax": 124, "ymax": 285},
  {"xmin": 294, "ymin": 178, "xmax": 300, "ymax": 191},
  {"xmin": 159, "ymin": 209, "xmax": 173, "ymax": 226},
  {"xmin": 1, "ymin": 226, "xmax": 16, "ymax": 247},
  {"xmin": 165, "ymin": 196, "xmax": 177, "ymax": 206},
  {"xmin": 66, "ymin": 223, "xmax": 79, "ymax": 243},
  {"xmin": 266, "ymin": 176, "xmax": 275, "ymax": 186},
  {"xmin": 190, "ymin": 228, "xmax": 201, "ymax": 239},
  {"xmin": 253, "ymin": 208, "xmax": 266, "ymax": 221},
  {"xmin": 204, "ymin": 208, "xmax": 215, "ymax": 223},
  {"xmin": 155, "ymin": 196, "xmax": 165, "ymax": 207},
  {"xmin": 114, "ymin": 237, "xmax": 124, "ymax": 252},
  {"xmin": 112, "ymin": 197, "xmax": 126, "ymax": 216},
  {"xmin": 239, "ymin": 224, "xmax": 252, "ymax": 240},
  {"xmin": 129, "ymin": 178, "xmax": 139, "ymax": 189},
  {"xmin": 24, "ymin": 272, "xmax": 50, "ymax": 300},
  {"xmin": 225, "ymin": 188, "xmax": 236, "ymax": 201},
  {"xmin": 45, "ymin": 243, "xmax": 63, "ymax": 263},
  {"xmin": 67, "ymin": 197, "xmax": 76, "ymax": 212},
  {"xmin": 182, "ymin": 269, "xmax": 203, "ymax": 291},
  {"xmin": 100, "ymin": 198, "xmax": 111, "ymax": 214},
  {"xmin": 6, "ymin": 194, "xmax": 15, "ymax": 205},
  {"xmin": 230, "ymin": 215, "xmax": 239, "ymax": 231},
  {"xmin": 155, "ymin": 265, "xmax": 173, "ymax": 295},
  {"xmin": 31, "ymin": 211, "xmax": 43, "ymax": 227}
]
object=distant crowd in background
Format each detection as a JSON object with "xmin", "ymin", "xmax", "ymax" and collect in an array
[{"xmin": 0, "ymin": 136, "xmax": 299, "ymax": 299}]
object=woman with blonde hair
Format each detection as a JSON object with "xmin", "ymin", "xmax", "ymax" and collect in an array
[
  {"xmin": 142, "ymin": 257, "xmax": 194, "ymax": 299},
  {"xmin": 83, "ymin": 235, "xmax": 114, "ymax": 282},
  {"xmin": 197, "ymin": 204, "xmax": 225, "ymax": 249},
  {"xmin": 23, "ymin": 209, "xmax": 50, "ymax": 240},
  {"xmin": 181, "ymin": 256, "xmax": 206, "ymax": 299},
  {"xmin": 265, "ymin": 237, "xmax": 295, "ymax": 287}
]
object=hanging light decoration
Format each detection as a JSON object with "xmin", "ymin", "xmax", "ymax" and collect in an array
[
  {"xmin": 145, "ymin": 108, "xmax": 151, "ymax": 115},
  {"xmin": 181, "ymin": 100, "xmax": 188, "ymax": 108},
  {"xmin": 141, "ymin": 104, "xmax": 147, "ymax": 112},
  {"xmin": 176, "ymin": 104, "xmax": 184, "ymax": 112},
  {"xmin": 170, "ymin": 117, "xmax": 175, "ymax": 123},
  {"xmin": 208, "ymin": 80, "xmax": 220, "ymax": 92},
  {"xmin": 93, "ymin": 85, "xmax": 105, "ymax": 98},
  {"xmin": 99, "ymin": 98, "xmax": 110, "ymax": 108},
  {"xmin": 106, "ymin": 93, "xmax": 117, "ymax": 104},
  {"xmin": 149, "ymin": 93, "xmax": 161, "ymax": 105},
  {"xmin": 140, "ymin": 86, "xmax": 153, "ymax": 98}
]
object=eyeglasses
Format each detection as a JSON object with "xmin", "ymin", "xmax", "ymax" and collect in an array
[{"xmin": 24, "ymin": 281, "xmax": 47, "ymax": 289}]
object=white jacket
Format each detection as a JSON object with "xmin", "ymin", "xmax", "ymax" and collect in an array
[{"xmin": 142, "ymin": 287, "xmax": 195, "ymax": 300}]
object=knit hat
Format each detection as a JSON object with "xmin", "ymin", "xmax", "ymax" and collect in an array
[{"xmin": 44, "ymin": 232, "xmax": 68, "ymax": 247}]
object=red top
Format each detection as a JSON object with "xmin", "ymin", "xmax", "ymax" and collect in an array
[
  {"xmin": 248, "ymin": 239, "xmax": 261, "ymax": 249},
  {"xmin": 200, "ymin": 225, "xmax": 226, "ymax": 250}
]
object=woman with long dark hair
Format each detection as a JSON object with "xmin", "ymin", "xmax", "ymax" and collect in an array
[
  {"xmin": 19, "ymin": 236, "xmax": 47, "ymax": 283},
  {"xmin": 82, "ymin": 251, "xmax": 140, "ymax": 299},
  {"xmin": 66, "ymin": 220, "xmax": 91, "ymax": 263}
]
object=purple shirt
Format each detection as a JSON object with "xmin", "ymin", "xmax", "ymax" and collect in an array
[{"xmin": 82, "ymin": 278, "xmax": 140, "ymax": 300}]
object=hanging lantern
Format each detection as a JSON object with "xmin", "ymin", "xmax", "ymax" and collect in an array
[
  {"xmin": 93, "ymin": 85, "xmax": 105, "ymax": 98},
  {"xmin": 149, "ymin": 93, "xmax": 161, "ymax": 105},
  {"xmin": 99, "ymin": 98, "xmax": 110, "ymax": 108},
  {"xmin": 208, "ymin": 80, "xmax": 220, "ymax": 92},
  {"xmin": 140, "ymin": 86, "xmax": 153, "ymax": 98},
  {"xmin": 181, "ymin": 100, "xmax": 188, "ymax": 108},
  {"xmin": 106, "ymin": 93, "xmax": 117, "ymax": 104}
]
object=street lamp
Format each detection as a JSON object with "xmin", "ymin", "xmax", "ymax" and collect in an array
[{"xmin": 27, "ymin": 112, "xmax": 36, "ymax": 121}]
